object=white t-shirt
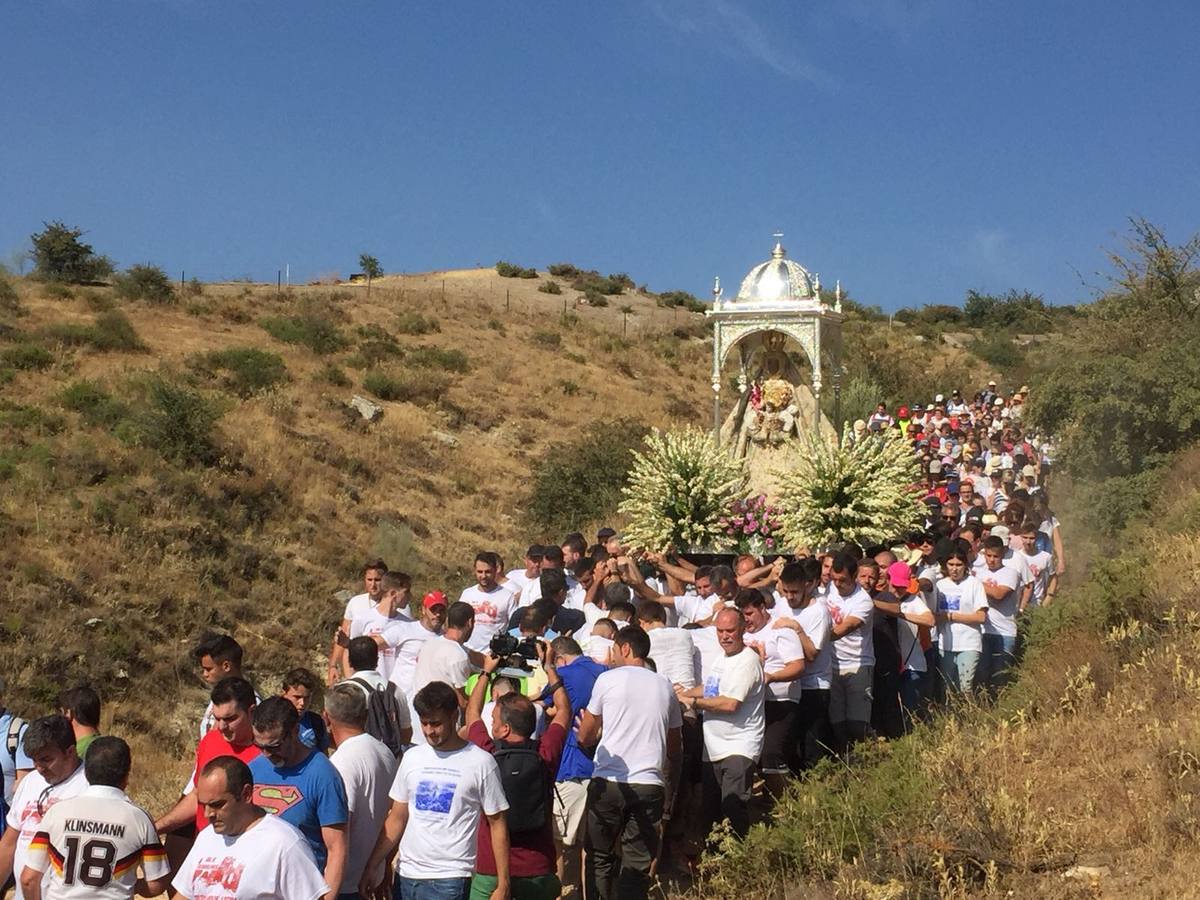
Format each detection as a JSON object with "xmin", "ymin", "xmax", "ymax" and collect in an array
[
  {"xmin": 585, "ymin": 635, "xmax": 614, "ymax": 665},
  {"xmin": 22, "ymin": 784, "xmax": 169, "ymax": 900},
  {"xmin": 826, "ymin": 586, "xmax": 875, "ymax": 672},
  {"xmin": 897, "ymin": 597, "xmax": 932, "ymax": 673},
  {"xmin": 587, "ymin": 665, "xmax": 682, "ymax": 787},
  {"xmin": 388, "ymin": 742, "xmax": 508, "ymax": 880},
  {"xmin": 699, "ymin": 647, "xmax": 766, "ymax": 762},
  {"xmin": 503, "ymin": 570, "xmax": 532, "ymax": 599},
  {"xmin": 1018, "ymin": 549, "xmax": 1054, "ymax": 606},
  {"xmin": 670, "ymin": 594, "xmax": 716, "ymax": 627},
  {"xmin": 330, "ymin": 733, "xmax": 399, "ymax": 894},
  {"xmin": 5, "ymin": 764, "xmax": 88, "ymax": 900},
  {"xmin": 383, "ymin": 620, "xmax": 440, "ymax": 698},
  {"xmin": 647, "ymin": 627, "xmax": 698, "ymax": 689},
  {"xmin": 934, "ymin": 576, "xmax": 987, "ymax": 652},
  {"xmin": 350, "ymin": 606, "xmax": 412, "ymax": 681},
  {"xmin": 977, "ymin": 564, "xmax": 1022, "ymax": 637},
  {"xmin": 795, "ymin": 600, "xmax": 833, "ymax": 690},
  {"xmin": 745, "ymin": 625, "xmax": 804, "ymax": 702},
  {"xmin": 688, "ymin": 626, "xmax": 725, "ymax": 688},
  {"xmin": 343, "ymin": 591, "xmax": 374, "ymax": 622},
  {"xmin": 458, "ymin": 585, "xmax": 517, "ymax": 653},
  {"xmin": 410, "ymin": 636, "xmax": 472, "ymax": 746},
  {"xmin": 173, "ymin": 813, "xmax": 326, "ymax": 900}
]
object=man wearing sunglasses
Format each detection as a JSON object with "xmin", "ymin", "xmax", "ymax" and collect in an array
[
  {"xmin": 0, "ymin": 716, "xmax": 86, "ymax": 900},
  {"xmin": 248, "ymin": 697, "xmax": 348, "ymax": 900}
]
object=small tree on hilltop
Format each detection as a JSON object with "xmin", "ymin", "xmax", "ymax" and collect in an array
[
  {"xmin": 359, "ymin": 254, "xmax": 383, "ymax": 296},
  {"xmin": 30, "ymin": 221, "xmax": 114, "ymax": 283}
]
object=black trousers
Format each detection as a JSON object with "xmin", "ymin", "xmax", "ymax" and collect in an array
[
  {"xmin": 793, "ymin": 687, "xmax": 833, "ymax": 772},
  {"xmin": 701, "ymin": 754, "xmax": 755, "ymax": 839},
  {"xmin": 584, "ymin": 778, "xmax": 665, "ymax": 900}
]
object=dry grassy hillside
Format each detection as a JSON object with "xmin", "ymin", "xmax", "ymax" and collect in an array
[{"xmin": 0, "ymin": 266, "xmax": 711, "ymax": 800}]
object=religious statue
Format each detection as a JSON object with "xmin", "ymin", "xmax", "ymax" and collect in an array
[{"xmin": 720, "ymin": 332, "xmax": 837, "ymax": 497}]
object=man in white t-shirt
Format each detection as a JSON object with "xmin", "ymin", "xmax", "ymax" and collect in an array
[
  {"xmin": 175, "ymin": 756, "xmax": 327, "ymax": 900},
  {"xmin": 578, "ymin": 627, "xmax": 682, "ymax": 900},
  {"xmin": 21, "ymin": 736, "xmax": 170, "ymax": 900},
  {"xmin": 637, "ymin": 601, "xmax": 697, "ymax": 690},
  {"xmin": 1016, "ymin": 522, "xmax": 1056, "ymax": 608},
  {"xmin": 825, "ymin": 553, "xmax": 876, "ymax": 753},
  {"xmin": 361, "ymin": 681, "xmax": 510, "ymax": 900},
  {"xmin": 348, "ymin": 571, "xmax": 414, "ymax": 681},
  {"xmin": 342, "ymin": 636, "xmax": 413, "ymax": 747},
  {"xmin": 459, "ymin": 552, "xmax": 517, "ymax": 653},
  {"xmin": 409, "ymin": 602, "xmax": 476, "ymax": 745},
  {"xmin": 0, "ymin": 717, "xmax": 88, "ymax": 900},
  {"xmin": 328, "ymin": 559, "xmax": 388, "ymax": 686},
  {"xmin": 325, "ymin": 684, "xmax": 399, "ymax": 897},
  {"xmin": 736, "ymin": 591, "xmax": 803, "ymax": 799},
  {"xmin": 502, "ymin": 545, "xmax": 544, "ymax": 602},
  {"xmin": 379, "ymin": 592, "xmax": 446, "ymax": 704},
  {"xmin": 977, "ymin": 536, "xmax": 1023, "ymax": 698},
  {"xmin": 676, "ymin": 608, "xmax": 765, "ymax": 839},
  {"xmin": 771, "ymin": 558, "xmax": 833, "ymax": 772}
]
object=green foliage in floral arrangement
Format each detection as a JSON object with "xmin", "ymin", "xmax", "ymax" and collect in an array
[
  {"xmin": 775, "ymin": 426, "xmax": 923, "ymax": 550},
  {"xmin": 619, "ymin": 428, "xmax": 746, "ymax": 552}
]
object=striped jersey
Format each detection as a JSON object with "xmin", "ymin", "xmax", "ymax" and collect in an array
[{"xmin": 24, "ymin": 784, "xmax": 169, "ymax": 900}]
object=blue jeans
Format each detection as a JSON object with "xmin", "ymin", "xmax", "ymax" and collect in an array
[
  {"xmin": 395, "ymin": 877, "xmax": 471, "ymax": 900},
  {"xmin": 980, "ymin": 634, "xmax": 1017, "ymax": 696},
  {"xmin": 939, "ymin": 649, "xmax": 980, "ymax": 694}
]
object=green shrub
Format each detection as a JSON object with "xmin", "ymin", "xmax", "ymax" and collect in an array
[
  {"xmin": 200, "ymin": 348, "xmax": 289, "ymax": 397},
  {"xmin": 572, "ymin": 272, "xmax": 625, "ymax": 295},
  {"xmin": 42, "ymin": 282, "xmax": 74, "ymax": 300},
  {"xmin": 187, "ymin": 277, "xmax": 203, "ymax": 296},
  {"xmin": 496, "ymin": 261, "xmax": 538, "ymax": 279},
  {"xmin": 362, "ymin": 369, "xmax": 451, "ymax": 406},
  {"xmin": 968, "ymin": 332, "xmax": 1024, "ymax": 368},
  {"xmin": 406, "ymin": 346, "xmax": 469, "ymax": 373},
  {"xmin": 657, "ymin": 290, "xmax": 707, "ymax": 313},
  {"xmin": 1, "ymin": 343, "xmax": 53, "ymax": 370},
  {"xmin": 81, "ymin": 289, "xmax": 115, "ymax": 312},
  {"xmin": 395, "ymin": 312, "xmax": 440, "ymax": 335},
  {"xmin": 525, "ymin": 419, "xmax": 650, "ymax": 535},
  {"xmin": 531, "ymin": 330, "xmax": 561, "ymax": 349},
  {"xmin": 0, "ymin": 278, "xmax": 19, "ymax": 312},
  {"xmin": 260, "ymin": 313, "xmax": 349, "ymax": 354},
  {"xmin": 538, "ymin": 281, "xmax": 562, "ymax": 295},
  {"xmin": 59, "ymin": 380, "xmax": 129, "ymax": 428},
  {"xmin": 0, "ymin": 369, "xmax": 14, "ymax": 387},
  {"xmin": 41, "ymin": 311, "xmax": 145, "ymax": 352},
  {"xmin": 124, "ymin": 376, "xmax": 223, "ymax": 465},
  {"xmin": 584, "ymin": 289, "xmax": 609, "ymax": 308},
  {"xmin": 547, "ymin": 263, "xmax": 581, "ymax": 278},
  {"xmin": 353, "ymin": 340, "xmax": 402, "ymax": 368},
  {"xmin": 113, "ymin": 264, "xmax": 175, "ymax": 304},
  {"xmin": 317, "ymin": 363, "xmax": 351, "ymax": 387},
  {"xmin": 30, "ymin": 221, "xmax": 114, "ymax": 283},
  {"xmin": 90, "ymin": 311, "xmax": 145, "ymax": 351}
]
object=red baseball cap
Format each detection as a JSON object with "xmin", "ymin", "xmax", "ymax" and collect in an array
[{"xmin": 422, "ymin": 591, "xmax": 447, "ymax": 610}]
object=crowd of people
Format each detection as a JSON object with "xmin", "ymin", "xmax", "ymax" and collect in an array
[{"xmin": 0, "ymin": 380, "xmax": 1064, "ymax": 900}]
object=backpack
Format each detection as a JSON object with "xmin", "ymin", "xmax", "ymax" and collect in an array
[
  {"xmin": 3, "ymin": 712, "xmax": 24, "ymax": 762},
  {"xmin": 348, "ymin": 678, "xmax": 406, "ymax": 759},
  {"xmin": 493, "ymin": 741, "xmax": 548, "ymax": 833}
]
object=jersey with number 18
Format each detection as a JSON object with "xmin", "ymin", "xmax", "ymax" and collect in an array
[{"xmin": 24, "ymin": 784, "xmax": 169, "ymax": 900}]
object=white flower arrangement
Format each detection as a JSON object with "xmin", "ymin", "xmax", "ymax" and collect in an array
[
  {"xmin": 775, "ymin": 426, "xmax": 924, "ymax": 550},
  {"xmin": 619, "ymin": 428, "xmax": 747, "ymax": 553}
]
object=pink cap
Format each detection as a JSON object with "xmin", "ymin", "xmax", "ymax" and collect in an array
[{"xmin": 887, "ymin": 561, "xmax": 912, "ymax": 589}]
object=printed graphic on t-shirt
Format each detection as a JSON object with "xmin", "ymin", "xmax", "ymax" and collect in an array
[
  {"xmin": 252, "ymin": 784, "xmax": 305, "ymax": 815},
  {"xmin": 939, "ymin": 596, "xmax": 961, "ymax": 612},
  {"xmin": 828, "ymin": 603, "xmax": 845, "ymax": 625},
  {"xmin": 192, "ymin": 855, "xmax": 245, "ymax": 893},
  {"xmin": 413, "ymin": 779, "xmax": 457, "ymax": 814},
  {"xmin": 703, "ymin": 676, "xmax": 719, "ymax": 698}
]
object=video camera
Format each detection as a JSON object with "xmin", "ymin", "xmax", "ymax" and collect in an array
[{"xmin": 489, "ymin": 633, "xmax": 540, "ymax": 673}]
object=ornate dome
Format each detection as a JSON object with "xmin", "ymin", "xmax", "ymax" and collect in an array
[{"xmin": 734, "ymin": 240, "xmax": 820, "ymax": 305}]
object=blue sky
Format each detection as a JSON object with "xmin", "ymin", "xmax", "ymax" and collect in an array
[{"xmin": 2, "ymin": 1, "xmax": 1198, "ymax": 310}]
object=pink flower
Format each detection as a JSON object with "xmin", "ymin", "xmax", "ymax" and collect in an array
[{"xmin": 766, "ymin": 538, "xmax": 775, "ymax": 548}]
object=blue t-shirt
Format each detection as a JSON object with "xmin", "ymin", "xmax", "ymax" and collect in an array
[
  {"xmin": 248, "ymin": 749, "xmax": 347, "ymax": 868},
  {"xmin": 540, "ymin": 656, "xmax": 607, "ymax": 781},
  {"xmin": 298, "ymin": 711, "xmax": 330, "ymax": 753}
]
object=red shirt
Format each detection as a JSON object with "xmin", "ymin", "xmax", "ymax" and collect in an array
[
  {"xmin": 467, "ymin": 720, "xmax": 567, "ymax": 878},
  {"xmin": 192, "ymin": 729, "xmax": 260, "ymax": 829}
]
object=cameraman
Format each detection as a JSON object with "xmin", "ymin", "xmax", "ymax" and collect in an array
[{"xmin": 466, "ymin": 640, "xmax": 570, "ymax": 900}]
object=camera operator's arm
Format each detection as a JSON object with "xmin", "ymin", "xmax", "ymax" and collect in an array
[
  {"xmin": 466, "ymin": 654, "xmax": 501, "ymax": 728},
  {"xmin": 540, "ymin": 641, "xmax": 572, "ymax": 732}
]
